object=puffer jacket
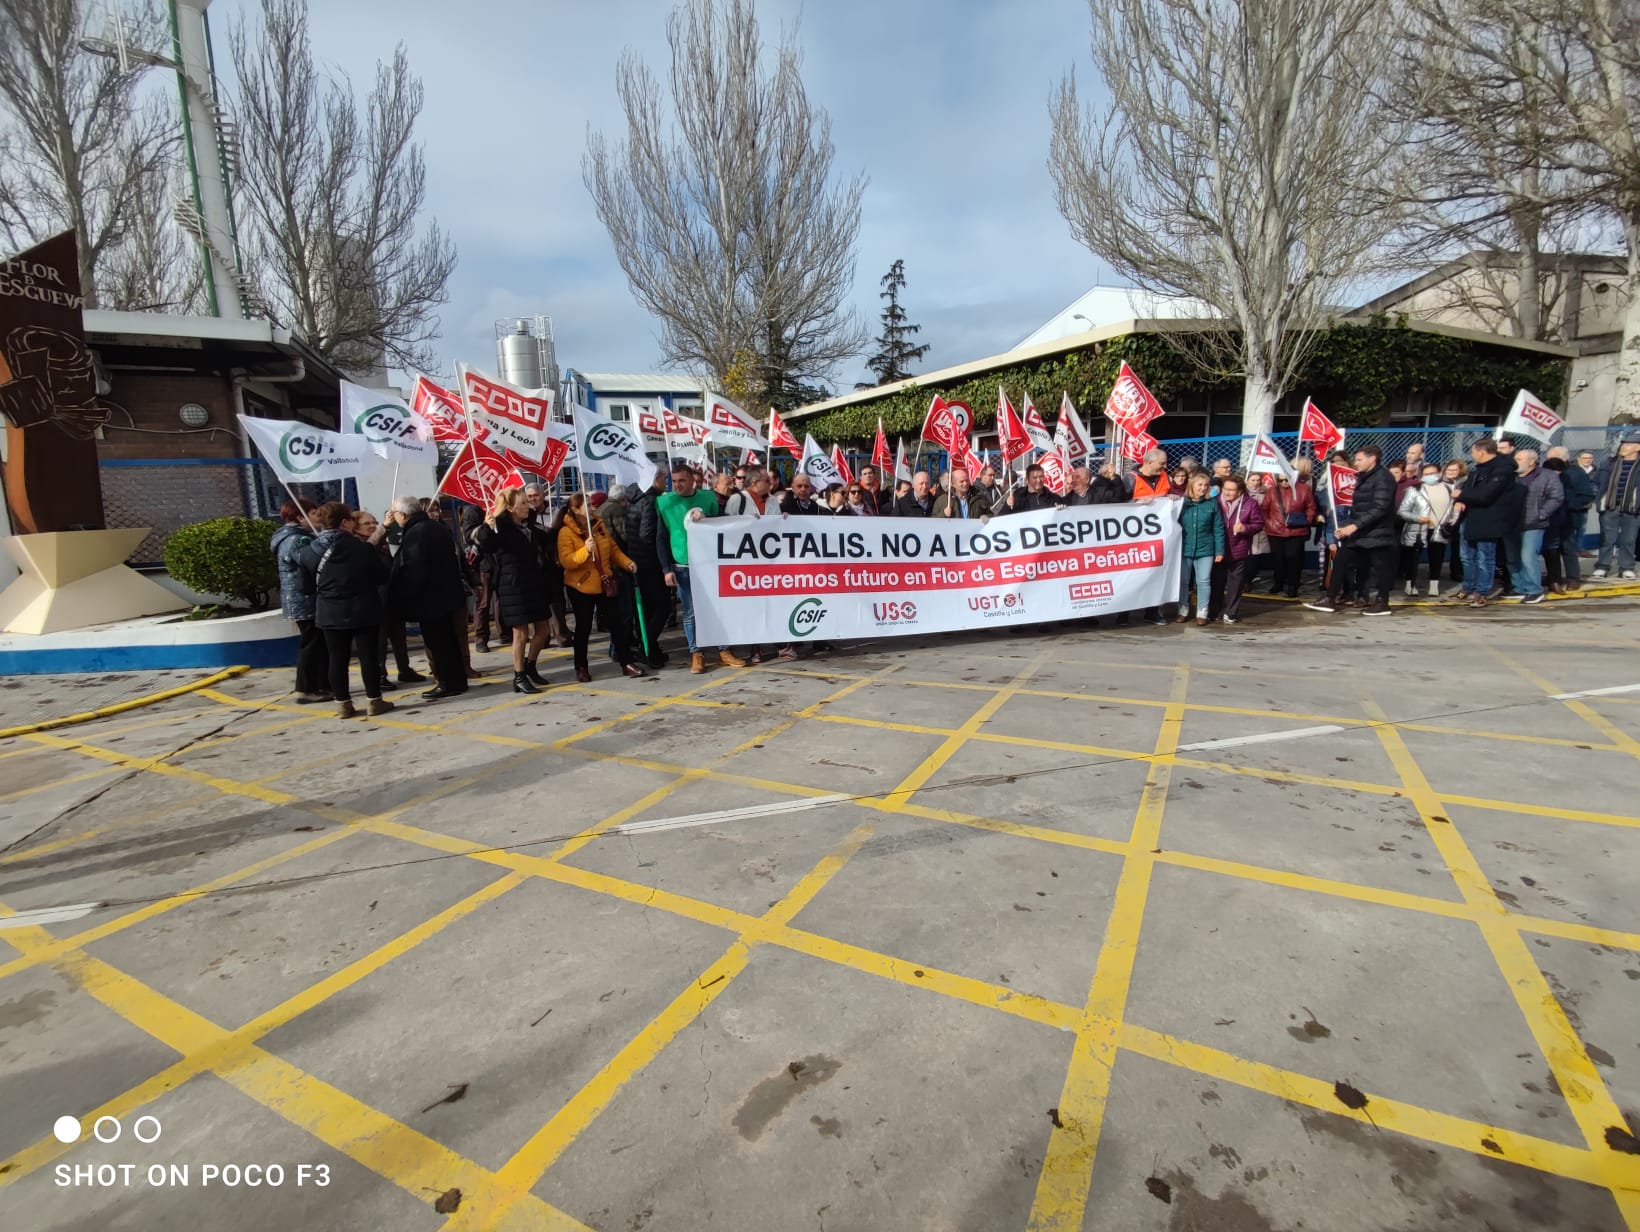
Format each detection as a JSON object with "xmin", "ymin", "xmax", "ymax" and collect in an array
[
  {"xmin": 387, "ymin": 510, "xmax": 466, "ymax": 622},
  {"xmin": 1518, "ymin": 465, "xmax": 1565, "ymax": 531},
  {"xmin": 473, "ymin": 516, "xmax": 548, "ymax": 627},
  {"xmin": 1458, "ymin": 454, "xmax": 1518, "ymax": 541},
  {"xmin": 600, "ymin": 497, "xmax": 631, "ymax": 552},
  {"xmin": 1342, "ymin": 462, "xmax": 1399, "ymax": 549},
  {"xmin": 1179, "ymin": 494, "xmax": 1226, "ymax": 559},
  {"xmin": 271, "ymin": 522, "xmax": 315, "ymax": 621},
  {"xmin": 558, "ymin": 513, "xmax": 636, "ymax": 595},
  {"xmin": 297, "ymin": 529, "xmax": 388, "ymax": 630},
  {"xmin": 1398, "ymin": 481, "xmax": 1458, "ymax": 547}
]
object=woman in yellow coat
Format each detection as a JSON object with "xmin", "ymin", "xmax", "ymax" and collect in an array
[{"xmin": 555, "ymin": 493, "xmax": 645, "ymax": 682}]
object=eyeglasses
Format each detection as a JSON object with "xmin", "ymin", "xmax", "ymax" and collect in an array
[{"xmin": 848, "ymin": 488, "xmax": 862, "ymax": 495}]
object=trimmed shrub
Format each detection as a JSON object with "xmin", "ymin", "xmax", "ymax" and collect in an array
[{"xmin": 163, "ymin": 516, "xmax": 281, "ymax": 609}]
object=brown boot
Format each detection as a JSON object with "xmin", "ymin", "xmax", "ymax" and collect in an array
[
  {"xmin": 719, "ymin": 649, "xmax": 748, "ymax": 667},
  {"xmin": 367, "ymin": 697, "xmax": 395, "ymax": 717},
  {"xmin": 336, "ymin": 700, "xmax": 357, "ymax": 719},
  {"xmin": 690, "ymin": 652, "xmax": 707, "ymax": 674}
]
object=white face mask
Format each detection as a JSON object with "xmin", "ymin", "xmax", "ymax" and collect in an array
[{"xmin": 1422, "ymin": 474, "xmax": 1442, "ymax": 485}]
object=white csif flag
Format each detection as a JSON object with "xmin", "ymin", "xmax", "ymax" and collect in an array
[
  {"xmin": 571, "ymin": 403, "xmax": 658, "ymax": 491},
  {"xmin": 339, "ymin": 380, "xmax": 437, "ymax": 466},
  {"xmin": 238, "ymin": 414, "xmax": 381, "ymax": 486},
  {"xmin": 799, "ymin": 434, "xmax": 845, "ymax": 489}
]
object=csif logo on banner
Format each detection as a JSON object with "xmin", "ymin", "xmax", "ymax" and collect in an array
[
  {"xmin": 787, "ymin": 596, "xmax": 827, "ymax": 638},
  {"xmin": 352, "ymin": 404, "xmax": 421, "ymax": 444},
  {"xmin": 278, "ymin": 431, "xmax": 337, "ymax": 475},
  {"xmin": 584, "ymin": 423, "xmax": 638, "ymax": 461}
]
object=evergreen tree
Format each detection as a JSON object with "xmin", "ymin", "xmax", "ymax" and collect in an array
[{"xmin": 862, "ymin": 259, "xmax": 930, "ymax": 386}]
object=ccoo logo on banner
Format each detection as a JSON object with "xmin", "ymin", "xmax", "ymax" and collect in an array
[{"xmin": 686, "ymin": 502, "xmax": 1182, "ymax": 645}]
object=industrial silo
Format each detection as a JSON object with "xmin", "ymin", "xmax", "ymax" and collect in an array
[{"xmin": 495, "ymin": 316, "xmax": 557, "ymax": 392}]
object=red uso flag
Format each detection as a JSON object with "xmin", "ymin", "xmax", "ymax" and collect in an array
[
  {"xmin": 995, "ymin": 387, "xmax": 1034, "ymax": 465},
  {"xmin": 437, "ymin": 435, "xmax": 516, "ymax": 505},
  {"xmin": 1299, "ymin": 398, "xmax": 1344, "ymax": 456},
  {"xmin": 871, "ymin": 418, "xmax": 892, "ymax": 471}
]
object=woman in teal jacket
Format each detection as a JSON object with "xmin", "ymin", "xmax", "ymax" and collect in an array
[{"xmin": 1177, "ymin": 471, "xmax": 1225, "ymax": 625}]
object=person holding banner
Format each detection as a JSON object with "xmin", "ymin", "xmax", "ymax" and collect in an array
[
  {"xmin": 554, "ymin": 494, "xmax": 644, "ymax": 683},
  {"xmin": 1002, "ymin": 463, "xmax": 1058, "ymax": 514},
  {"xmin": 1176, "ymin": 472, "xmax": 1225, "ymax": 625},
  {"xmin": 473, "ymin": 487, "xmax": 552, "ymax": 693},
  {"xmin": 658, "ymin": 461, "xmax": 745, "ymax": 674},
  {"xmin": 857, "ymin": 465, "xmax": 892, "ymax": 516},
  {"xmin": 932, "ymin": 466, "xmax": 992, "ymax": 519},
  {"xmin": 298, "ymin": 503, "xmax": 394, "ymax": 718},
  {"xmin": 895, "ymin": 472, "xmax": 936, "ymax": 517}
]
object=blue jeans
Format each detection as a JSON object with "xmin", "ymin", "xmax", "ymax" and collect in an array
[
  {"xmin": 1510, "ymin": 528, "xmax": 1545, "ymax": 597},
  {"xmin": 1461, "ymin": 538, "xmax": 1497, "ymax": 595},
  {"xmin": 1179, "ymin": 555, "xmax": 1214, "ymax": 613},
  {"xmin": 673, "ymin": 565, "xmax": 698, "ymax": 653},
  {"xmin": 1597, "ymin": 509, "xmax": 1639, "ymax": 572}
]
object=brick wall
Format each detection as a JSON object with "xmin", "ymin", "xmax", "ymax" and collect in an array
[{"xmin": 97, "ymin": 371, "xmax": 242, "ymax": 461}]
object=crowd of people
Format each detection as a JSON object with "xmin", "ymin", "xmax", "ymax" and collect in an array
[{"xmin": 269, "ymin": 432, "xmax": 1640, "ymax": 714}]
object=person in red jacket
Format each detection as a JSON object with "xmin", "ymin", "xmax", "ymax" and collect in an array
[{"xmin": 1260, "ymin": 470, "xmax": 1319, "ymax": 597}]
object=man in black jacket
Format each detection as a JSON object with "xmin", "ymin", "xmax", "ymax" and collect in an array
[
  {"xmin": 626, "ymin": 470, "xmax": 671, "ymax": 668},
  {"xmin": 1306, "ymin": 444, "xmax": 1398, "ymax": 615},
  {"xmin": 387, "ymin": 496, "xmax": 468, "ymax": 700},
  {"xmin": 1001, "ymin": 463, "xmax": 1059, "ymax": 514},
  {"xmin": 895, "ymin": 471, "xmax": 936, "ymax": 517},
  {"xmin": 856, "ymin": 465, "xmax": 892, "ymax": 516},
  {"xmin": 1453, "ymin": 436, "xmax": 1518, "ymax": 607},
  {"xmin": 299, "ymin": 502, "xmax": 394, "ymax": 718}
]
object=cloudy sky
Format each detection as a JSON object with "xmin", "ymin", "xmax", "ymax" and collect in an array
[{"xmin": 210, "ymin": 0, "xmax": 1109, "ymax": 387}]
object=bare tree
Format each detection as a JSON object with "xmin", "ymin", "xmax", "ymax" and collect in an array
[
  {"xmin": 99, "ymin": 157, "xmax": 206, "ymax": 313},
  {"xmin": 228, "ymin": 0, "xmax": 455, "ymax": 374},
  {"xmin": 1049, "ymin": 0, "xmax": 1408, "ymax": 435},
  {"xmin": 0, "ymin": 0, "xmax": 186, "ymax": 307},
  {"xmin": 583, "ymin": 0, "xmax": 866, "ymax": 405},
  {"xmin": 1412, "ymin": 0, "xmax": 1639, "ymax": 418}
]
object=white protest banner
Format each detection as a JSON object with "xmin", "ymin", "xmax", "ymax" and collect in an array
[
  {"xmin": 1497, "ymin": 388, "xmax": 1563, "ymax": 442},
  {"xmin": 238, "ymin": 414, "xmax": 381, "ymax": 486},
  {"xmin": 687, "ymin": 502, "xmax": 1182, "ymax": 645},
  {"xmin": 571, "ymin": 403, "xmax": 657, "ymax": 490},
  {"xmin": 340, "ymin": 381, "xmax": 437, "ymax": 466},
  {"xmin": 799, "ymin": 434, "xmax": 845, "ymax": 488},
  {"xmin": 458, "ymin": 364, "xmax": 554, "ymax": 462},
  {"xmin": 1246, "ymin": 433, "xmax": 1298, "ymax": 485},
  {"xmin": 704, "ymin": 392, "xmax": 769, "ymax": 447}
]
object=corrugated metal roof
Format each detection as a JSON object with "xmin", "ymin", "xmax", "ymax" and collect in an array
[{"xmin": 580, "ymin": 372, "xmax": 707, "ymax": 394}]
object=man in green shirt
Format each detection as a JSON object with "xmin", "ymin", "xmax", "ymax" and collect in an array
[{"xmin": 656, "ymin": 462, "xmax": 746, "ymax": 674}]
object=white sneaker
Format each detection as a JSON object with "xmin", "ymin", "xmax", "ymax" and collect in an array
[
  {"xmin": 1427, "ymin": 580, "xmax": 1440, "ymax": 596},
  {"xmin": 1403, "ymin": 581, "xmax": 1416, "ymax": 596},
  {"xmin": 1593, "ymin": 568, "xmax": 1609, "ymax": 578},
  {"xmin": 1624, "ymin": 570, "xmax": 1637, "ymax": 580}
]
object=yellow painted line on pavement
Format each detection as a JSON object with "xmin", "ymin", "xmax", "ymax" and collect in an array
[
  {"xmin": 0, "ymin": 765, "xmax": 122, "ymax": 804},
  {"xmin": 1027, "ymin": 666, "xmax": 1189, "ymax": 1232},
  {"xmin": 1120, "ymin": 1024, "xmax": 1608, "ymax": 1186},
  {"xmin": 1368, "ymin": 704, "xmax": 1640, "ymax": 1226},
  {"xmin": 0, "ymin": 666, "xmax": 249, "ymax": 741}
]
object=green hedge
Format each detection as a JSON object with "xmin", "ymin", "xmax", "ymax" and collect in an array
[
  {"xmin": 800, "ymin": 318, "xmax": 1568, "ymax": 441},
  {"xmin": 164, "ymin": 516, "xmax": 282, "ymax": 609}
]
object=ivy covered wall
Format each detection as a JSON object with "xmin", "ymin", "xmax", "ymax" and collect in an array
[{"xmin": 796, "ymin": 318, "xmax": 1569, "ymax": 442}]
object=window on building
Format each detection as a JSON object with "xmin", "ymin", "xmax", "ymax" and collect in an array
[
  {"xmin": 607, "ymin": 403, "xmax": 631, "ymax": 422},
  {"xmin": 675, "ymin": 401, "xmax": 702, "ymax": 418}
]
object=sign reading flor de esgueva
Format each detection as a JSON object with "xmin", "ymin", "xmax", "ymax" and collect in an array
[{"xmin": 687, "ymin": 502, "xmax": 1182, "ymax": 645}]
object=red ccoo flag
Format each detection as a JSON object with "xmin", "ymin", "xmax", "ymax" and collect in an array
[{"xmin": 871, "ymin": 418, "xmax": 892, "ymax": 471}]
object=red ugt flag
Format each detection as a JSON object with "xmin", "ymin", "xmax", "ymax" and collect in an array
[
  {"xmin": 995, "ymin": 387, "xmax": 1034, "ymax": 465},
  {"xmin": 1104, "ymin": 362, "xmax": 1164, "ymax": 434},
  {"xmin": 768, "ymin": 410, "xmax": 801, "ymax": 455},
  {"xmin": 438, "ymin": 435, "xmax": 518, "ymax": 505},
  {"xmin": 411, "ymin": 375, "xmax": 470, "ymax": 443},
  {"xmin": 830, "ymin": 444, "xmax": 854, "ymax": 485}
]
